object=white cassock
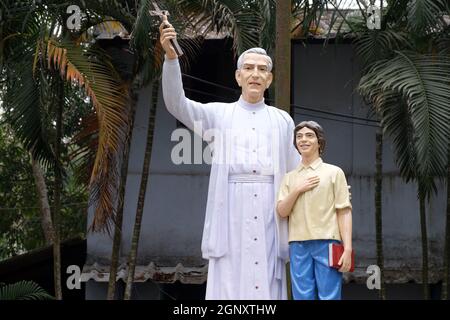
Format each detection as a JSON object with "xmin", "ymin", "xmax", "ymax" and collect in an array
[{"xmin": 162, "ymin": 57, "xmax": 299, "ymax": 300}]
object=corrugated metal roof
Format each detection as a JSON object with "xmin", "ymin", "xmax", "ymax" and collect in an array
[
  {"xmin": 82, "ymin": 262, "xmax": 442, "ymax": 285},
  {"xmin": 93, "ymin": 21, "xmax": 131, "ymax": 40},
  {"xmin": 81, "ymin": 262, "xmax": 208, "ymax": 284}
]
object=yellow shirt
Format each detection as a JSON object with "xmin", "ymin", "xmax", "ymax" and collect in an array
[{"xmin": 277, "ymin": 157, "xmax": 352, "ymax": 242}]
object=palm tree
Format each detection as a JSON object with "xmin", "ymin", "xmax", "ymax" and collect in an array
[
  {"xmin": 346, "ymin": 0, "xmax": 450, "ymax": 299},
  {"xmin": 31, "ymin": 155, "xmax": 54, "ymax": 245},
  {"xmin": 359, "ymin": 52, "xmax": 449, "ymax": 298},
  {"xmin": 52, "ymin": 75, "xmax": 64, "ymax": 300},
  {"xmin": 1, "ymin": 0, "xmax": 130, "ymax": 298},
  {"xmin": 101, "ymin": 0, "xmax": 169, "ymax": 299},
  {"xmin": 123, "ymin": 80, "xmax": 159, "ymax": 300},
  {"xmin": 350, "ymin": 13, "xmax": 412, "ymax": 301},
  {"xmin": 375, "ymin": 131, "xmax": 386, "ymax": 299}
]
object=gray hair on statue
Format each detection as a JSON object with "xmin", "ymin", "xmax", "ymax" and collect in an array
[{"xmin": 236, "ymin": 48, "xmax": 273, "ymax": 72}]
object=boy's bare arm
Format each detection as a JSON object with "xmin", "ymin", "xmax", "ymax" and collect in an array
[{"xmin": 337, "ymin": 207, "xmax": 352, "ymax": 272}]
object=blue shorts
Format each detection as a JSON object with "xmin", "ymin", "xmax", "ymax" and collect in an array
[{"xmin": 289, "ymin": 240, "xmax": 343, "ymax": 300}]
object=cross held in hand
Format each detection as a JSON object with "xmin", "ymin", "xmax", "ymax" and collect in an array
[
  {"xmin": 150, "ymin": 1, "xmax": 183, "ymax": 56},
  {"xmin": 149, "ymin": 1, "xmax": 169, "ymax": 17}
]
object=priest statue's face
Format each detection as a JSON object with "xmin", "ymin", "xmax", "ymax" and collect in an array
[{"xmin": 235, "ymin": 53, "xmax": 273, "ymax": 104}]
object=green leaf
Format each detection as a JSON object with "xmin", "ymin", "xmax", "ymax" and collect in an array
[
  {"xmin": 354, "ymin": 30, "xmax": 412, "ymax": 67},
  {"xmin": 177, "ymin": 0, "xmax": 263, "ymax": 54},
  {"xmin": 0, "ymin": 280, "xmax": 54, "ymax": 300},
  {"xmin": 407, "ymin": 0, "xmax": 448, "ymax": 35}
]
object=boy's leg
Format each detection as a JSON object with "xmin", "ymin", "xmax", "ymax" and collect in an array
[
  {"xmin": 289, "ymin": 241, "xmax": 316, "ymax": 300},
  {"xmin": 312, "ymin": 240, "xmax": 343, "ymax": 300}
]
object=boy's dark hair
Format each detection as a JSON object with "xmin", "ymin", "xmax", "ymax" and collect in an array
[{"xmin": 293, "ymin": 121, "xmax": 326, "ymax": 155}]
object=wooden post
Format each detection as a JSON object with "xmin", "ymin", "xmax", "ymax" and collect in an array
[
  {"xmin": 276, "ymin": 0, "xmax": 292, "ymax": 300},
  {"xmin": 275, "ymin": 0, "xmax": 291, "ymax": 113}
]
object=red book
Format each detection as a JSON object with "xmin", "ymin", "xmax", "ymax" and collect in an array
[{"xmin": 328, "ymin": 243, "xmax": 354, "ymax": 272}]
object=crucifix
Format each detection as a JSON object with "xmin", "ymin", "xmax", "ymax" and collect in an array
[{"xmin": 150, "ymin": 1, "xmax": 184, "ymax": 56}]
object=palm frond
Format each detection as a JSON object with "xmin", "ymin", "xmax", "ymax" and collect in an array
[
  {"xmin": 46, "ymin": 39, "xmax": 130, "ymax": 232},
  {"xmin": 382, "ymin": 0, "xmax": 409, "ymax": 28},
  {"xmin": 407, "ymin": 0, "xmax": 448, "ymax": 35},
  {"xmin": 128, "ymin": 0, "xmax": 166, "ymax": 85},
  {"xmin": 2, "ymin": 65, "xmax": 56, "ymax": 168},
  {"xmin": 292, "ymin": 0, "xmax": 327, "ymax": 39},
  {"xmin": 70, "ymin": 111, "xmax": 99, "ymax": 187},
  {"xmin": 83, "ymin": 0, "xmax": 136, "ymax": 31},
  {"xmin": 354, "ymin": 30, "xmax": 411, "ymax": 67},
  {"xmin": 375, "ymin": 90, "xmax": 418, "ymax": 182},
  {"xmin": 434, "ymin": 25, "xmax": 450, "ymax": 54},
  {"xmin": 0, "ymin": 281, "xmax": 54, "ymax": 300},
  {"xmin": 1, "ymin": 13, "xmax": 56, "ymax": 168},
  {"xmin": 258, "ymin": 0, "xmax": 276, "ymax": 50},
  {"xmin": 177, "ymin": 0, "xmax": 262, "ymax": 55},
  {"xmin": 129, "ymin": 0, "xmax": 158, "ymax": 51},
  {"xmin": 359, "ymin": 51, "xmax": 450, "ymax": 184}
]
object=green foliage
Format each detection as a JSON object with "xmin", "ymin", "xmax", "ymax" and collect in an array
[
  {"xmin": 1, "ymin": 7, "xmax": 56, "ymax": 169},
  {"xmin": 354, "ymin": 30, "xmax": 412, "ymax": 67},
  {"xmin": 0, "ymin": 125, "xmax": 40, "ymax": 259},
  {"xmin": 0, "ymin": 281, "xmax": 54, "ymax": 300},
  {"xmin": 355, "ymin": 0, "xmax": 450, "ymax": 199},
  {"xmin": 0, "ymin": 124, "xmax": 88, "ymax": 260},
  {"xmin": 406, "ymin": 0, "xmax": 448, "ymax": 35},
  {"xmin": 360, "ymin": 52, "xmax": 450, "ymax": 183},
  {"xmin": 176, "ymin": 0, "xmax": 272, "ymax": 54},
  {"xmin": 129, "ymin": 0, "xmax": 164, "ymax": 85},
  {"xmin": 1, "ymin": 0, "xmax": 132, "ymax": 233}
]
